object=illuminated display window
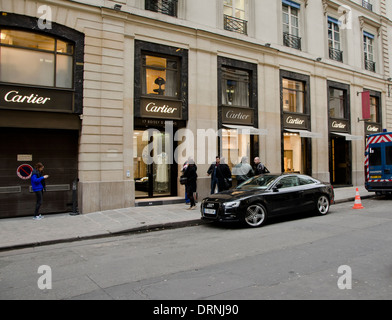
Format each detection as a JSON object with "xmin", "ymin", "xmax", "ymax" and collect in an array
[{"xmin": 0, "ymin": 29, "xmax": 74, "ymax": 88}]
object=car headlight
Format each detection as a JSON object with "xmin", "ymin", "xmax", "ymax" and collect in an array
[{"xmin": 224, "ymin": 200, "xmax": 241, "ymax": 210}]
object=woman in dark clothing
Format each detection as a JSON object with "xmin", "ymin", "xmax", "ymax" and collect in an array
[
  {"xmin": 183, "ymin": 159, "xmax": 198, "ymax": 210},
  {"xmin": 31, "ymin": 162, "xmax": 49, "ymax": 220},
  {"xmin": 218, "ymin": 157, "xmax": 232, "ymax": 191}
]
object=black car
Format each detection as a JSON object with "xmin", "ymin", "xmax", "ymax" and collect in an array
[{"xmin": 201, "ymin": 174, "xmax": 334, "ymax": 228}]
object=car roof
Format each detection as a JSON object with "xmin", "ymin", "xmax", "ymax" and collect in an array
[{"xmin": 261, "ymin": 173, "xmax": 320, "ymax": 181}]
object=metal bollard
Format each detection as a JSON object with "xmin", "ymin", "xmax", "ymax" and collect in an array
[{"xmin": 70, "ymin": 178, "xmax": 80, "ymax": 216}]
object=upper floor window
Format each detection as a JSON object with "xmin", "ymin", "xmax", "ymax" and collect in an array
[
  {"xmin": 145, "ymin": 0, "xmax": 178, "ymax": 17},
  {"xmin": 282, "ymin": 0, "xmax": 301, "ymax": 50},
  {"xmin": 223, "ymin": 0, "xmax": 248, "ymax": 35},
  {"xmin": 0, "ymin": 29, "xmax": 74, "ymax": 88},
  {"xmin": 142, "ymin": 54, "xmax": 180, "ymax": 98},
  {"xmin": 329, "ymin": 88, "xmax": 346, "ymax": 119},
  {"xmin": 364, "ymin": 32, "xmax": 375, "ymax": 72},
  {"xmin": 328, "ymin": 17, "xmax": 343, "ymax": 62},
  {"xmin": 282, "ymin": 79, "xmax": 305, "ymax": 113}
]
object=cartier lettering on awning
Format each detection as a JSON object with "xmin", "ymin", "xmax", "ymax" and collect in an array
[
  {"xmin": 222, "ymin": 106, "xmax": 254, "ymax": 126},
  {"xmin": 0, "ymin": 84, "xmax": 74, "ymax": 112},
  {"xmin": 140, "ymin": 97, "xmax": 182, "ymax": 120}
]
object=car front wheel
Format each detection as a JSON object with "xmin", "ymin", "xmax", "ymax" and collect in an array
[
  {"xmin": 244, "ymin": 203, "xmax": 267, "ymax": 228},
  {"xmin": 316, "ymin": 195, "xmax": 330, "ymax": 215}
]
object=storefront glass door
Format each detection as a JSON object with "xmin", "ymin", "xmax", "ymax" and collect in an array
[
  {"xmin": 283, "ymin": 132, "xmax": 311, "ymax": 175},
  {"xmin": 330, "ymin": 136, "xmax": 352, "ymax": 186},
  {"xmin": 134, "ymin": 130, "xmax": 172, "ymax": 198},
  {"xmin": 221, "ymin": 129, "xmax": 259, "ymax": 177}
]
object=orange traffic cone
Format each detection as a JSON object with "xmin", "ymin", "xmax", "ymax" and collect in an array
[{"xmin": 352, "ymin": 188, "xmax": 364, "ymax": 209}]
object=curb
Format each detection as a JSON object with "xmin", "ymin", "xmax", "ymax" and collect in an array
[
  {"xmin": 0, "ymin": 219, "xmax": 207, "ymax": 252},
  {"xmin": 333, "ymin": 194, "xmax": 375, "ymax": 205},
  {"xmin": 0, "ymin": 195, "xmax": 375, "ymax": 252}
]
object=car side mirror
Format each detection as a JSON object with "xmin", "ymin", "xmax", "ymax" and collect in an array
[{"xmin": 273, "ymin": 183, "xmax": 283, "ymax": 192}]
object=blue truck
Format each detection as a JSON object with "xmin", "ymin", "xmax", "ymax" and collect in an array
[{"xmin": 365, "ymin": 132, "xmax": 392, "ymax": 195}]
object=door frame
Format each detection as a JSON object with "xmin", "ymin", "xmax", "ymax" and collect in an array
[{"xmin": 133, "ymin": 127, "xmax": 178, "ymax": 199}]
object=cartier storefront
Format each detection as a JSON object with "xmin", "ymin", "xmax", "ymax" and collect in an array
[
  {"xmin": 218, "ymin": 57, "xmax": 259, "ymax": 171},
  {"xmin": 281, "ymin": 70, "xmax": 312, "ymax": 176},
  {"xmin": 133, "ymin": 40, "xmax": 188, "ymax": 199},
  {"xmin": 328, "ymin": 81, "xmax": 352, "ymax": 186},
  {"xmin": 0, "ymin": 12, "xmax": 84, "ymax": 218}
]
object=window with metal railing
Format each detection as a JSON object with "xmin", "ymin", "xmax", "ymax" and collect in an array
[
  {"xmin": 224, "ymin": 15, "xmax": 248, "ymax": 35},
  {"xmin": 329, "ymin": 47, "xmax": 343, "ymax": 62},
  {"xmin": 362, "ymin": 0, "xmax": 373, "ymax": 11},
  {"xmin": 282, "ymin": 2, "xmax": 301, "ymax": 50},
  {"xmin": 145, "ymin": 0, "xmax": 178, "ymax": 17},
  {"xmin": 283, "ymin": 32, "xmax": 302, "ymax": 50},
  {"xmin": 328, "ymin": 17, "xmax": 343, "ymax": 62},
  {"xmin": 365, "ymin": 59, "xmax": 376, "ymax": 72},
  {"xmin": 364, "ymin": 32, "xmax": 375, "ymax": 72}
]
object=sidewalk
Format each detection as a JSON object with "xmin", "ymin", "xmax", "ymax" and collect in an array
[{"xmin": 0, "ymin": 186, "xmax": 372, "ymax": 251}]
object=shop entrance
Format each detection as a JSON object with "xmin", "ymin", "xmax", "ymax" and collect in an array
[
  {"xmin": 133, "ymin": 129, "xmax": 176, "ymax": 198},
  {"xmin": 283, "ymin": 132, "xmax": 311, "ymax": 175},
  {"xmin": 330, "ymin": 135, "xmax": 352, "ymax": 186},
  {"xmin": 221, "ymin": 129, "xmax": 259, "ymax": 172},
  {"xmin": 0, "ymin": 128, "xmax": 79, "ymax": 218}
]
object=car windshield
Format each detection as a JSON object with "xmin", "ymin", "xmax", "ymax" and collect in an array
[{"xmin": 236, "ymin": 175, "xmax": 279, "ymax": 190}]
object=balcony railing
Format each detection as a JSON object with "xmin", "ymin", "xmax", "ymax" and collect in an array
[
  {"xmin": 145, "ymin": 0, "xmax": 178, "ymax": 17},
  {"xmin": 362, "ymin": 0, "xmax": 373, "ymax": 11},
  {"xmin": 224, "ymin": 15, "xmax": 248, "ymax": 35},
  {"xmin": 329, "ymin": 47, "xmax": 343, "ymax": 62},
  {"xmin": 365, "ymin": 59, "xmax": 376, "ymax": 72},
  {"xmin": 283, "ymin": 32, "xmax": 302, "ymax": 50}
]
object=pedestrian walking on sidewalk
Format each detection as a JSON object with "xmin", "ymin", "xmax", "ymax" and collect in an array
[
  {"xmin": 183, "ymin": 158, "xmax": 198, "ymax": 210},
  {"xmin": 31, "ymin": 162, "xmax": 49, "ymax": 220}
]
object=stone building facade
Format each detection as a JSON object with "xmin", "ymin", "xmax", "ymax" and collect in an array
[{"xmin": 1, "ymin": 0, "xmax": 391, "ymax": 217}]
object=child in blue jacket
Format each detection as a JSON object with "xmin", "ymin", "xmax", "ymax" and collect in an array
[{"xmin": 31, "ymin": 162, "xmax": 49, "ymax": 220}]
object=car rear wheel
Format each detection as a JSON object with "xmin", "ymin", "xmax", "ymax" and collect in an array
[
  {"xmin": 316, "ymin": 195, "xmax": 330, "ymax": 215},
  {"xmin": 244, "ymin": 204, "xmax": 267, "ymax": 228}
]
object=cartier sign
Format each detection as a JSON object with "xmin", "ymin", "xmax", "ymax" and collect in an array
[
  {"xmin": 140, "ymin": 98, "xmax": 182, "ymax": 120},
  {"xmin": 365, "ymin": 123, "xmax": 381, "ymax": 135},
  {"xmin": 329, "ymin": 119, "xmax": 349, "ymax": 133},
  {"xmin": 283, "ymin": 113, "xmax": 309, "ymax": 130},
  {"xmin": 0, "ymin": 84, "xmax": 73, "ymax": 112},
  {"xmin": 222, "ymin": 106, "xmax": 254, "ymax": 126}
]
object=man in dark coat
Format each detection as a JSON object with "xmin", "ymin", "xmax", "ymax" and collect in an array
[
  {"xmin": 254, "ymin": 157, "xmax": 269, "ymax": 175},
  {"xmin": 207, "ymin": 156, "xmax": 232, "ymax": 193},
  {"xmin": 219, "ymin": 157, "xmax": 232, "ymax": 191},
  {"xmin": 183, "ymin": 159, "xmax": 198, "ymax": 210}
]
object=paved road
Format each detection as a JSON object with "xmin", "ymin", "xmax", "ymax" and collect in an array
[{"xmin": 1, "ymin": 198, "xmax": 391, "ymax": 301}]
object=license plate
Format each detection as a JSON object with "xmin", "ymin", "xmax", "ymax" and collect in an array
[{"xmin": 204, "ymin": 208, "xmax": 216, "ymax": 215}]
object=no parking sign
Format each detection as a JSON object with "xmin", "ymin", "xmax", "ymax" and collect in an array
[{"xmin": 17, "ymin": 164, "xmax": 33, "ymax": 180}]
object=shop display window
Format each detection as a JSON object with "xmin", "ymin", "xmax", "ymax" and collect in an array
[
  {"xmin": 282, "ymin": 79, "xmax": 304, "ymax": 113},
  {"xmin": 369, "ymin": 96, "xmax": 379, "ymax": 123},
  {"xmin": 142, "ymin": 54, "xmax": 180, "ymax": 98},
  {"xmin": 0, "ymin": 29, "xmax": 74, "ymax": 88},
  {"xmin": 284, "ymin": 132, "xmax": 302, "ymax": 173},
  {"xmin": 221, "ymin": 67, "xmax": 250, "ymax": 107},
  {"xmin": 329, "ymin": 88, "xmax": 345, "ymax": 118}
]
